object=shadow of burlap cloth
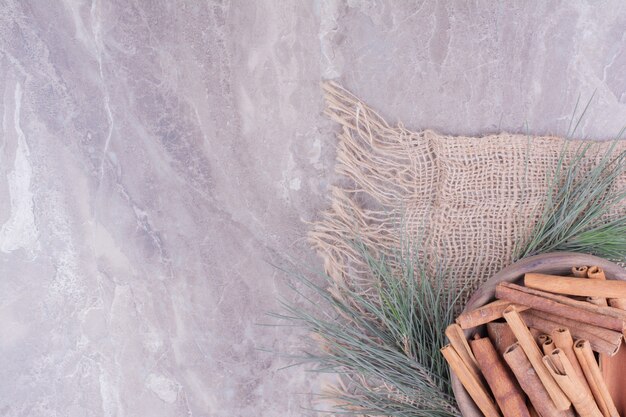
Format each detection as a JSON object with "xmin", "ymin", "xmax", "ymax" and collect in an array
[{"xmin": 310, "ymin": 82, "xmax": 626, "ymax": 305}]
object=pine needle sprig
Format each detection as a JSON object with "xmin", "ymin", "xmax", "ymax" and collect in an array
[
  {"xmin": 271, "ymin": 244, "xmax": 462, "ymax": 417},
  {"xmin": 515, "ymin": 140, "xmax": 626, "ymax": 261}
]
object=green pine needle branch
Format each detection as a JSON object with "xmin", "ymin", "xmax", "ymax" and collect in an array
[
  {"xmin": 515, "ymin": 140, "xmax": 626, "ymax": 261},
  {"xmin": 271, "ymin": 243, "xmax": 462, "ymax": 417}
]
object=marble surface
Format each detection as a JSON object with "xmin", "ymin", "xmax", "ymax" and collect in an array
[{"xmin": 0, "ymin": 1, "xmax": 625, "ymax": 416}]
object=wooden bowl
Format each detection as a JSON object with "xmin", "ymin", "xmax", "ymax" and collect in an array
[{"xmin": 452, "ymin": 252, "xmax": 626, "ymax": 417}]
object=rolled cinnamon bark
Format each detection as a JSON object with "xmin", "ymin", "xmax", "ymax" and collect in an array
[
  {"xmin": 487, "ymin": 321, "xmax": 517, "ymax": 355},
  {"xmin": 587, "ymin": 266, "xmax": 606, "ymax": 281},
  {"xmin": 502, "ymin": 282, "xmax": 626, "ymax": 321},
  {"xmin": 550, "ymin": 328, "xmax": 591, "ymax": 397},
  {"xmin": 457, "ymin": 300, "xmax": 529, "ymax": 329},
  {"xmin": 600, "ymin": 339, "xmax": 626, "ymax": 417},
  {"xmin": 525, "ymin": 273, "xmax": 626, "ymax": 300},
  {"xmin": 503, "ymin": 343, "xmax": 574, "ymax": 417},
  {"xmin": 539, "ymin": 334, "xmax": 556, "ymax": 355},
  {"xmin": 573, "ymin": 266, "xmax": 589, "ymax": 278},
  {"xmin": 508, "ymin": 283, "xmax": 626, "ymax": 320},
  {"xmin": 441, "ymin": 344, "xmax": 500, "ymax": 417},
  {"xmin": 584, "ymin": 265, "xmax": 617, "ymax": 386},
  {"xmin": 543, "ymin": 349, "xmax": 603, "ymax": 417},
  {"xmin": 519, "ymin": 310, "xmax": 622, "ymax": 356},
  {"xmin": 445, "ymin": 324, "xmax": 482, "ymax": 383},
  {"xmin": 588, "ymin": 296, "xmax": 608, "ymax": 307},
  {"xmin": 503, "ymin": 307, "xmax": 571, "ymax": 410},
  {"xmin": 588, "ymin": 265, "xmax": 626, "ymax": 312},
  {"xmin": 600, "ymin": 291, "xmax": 626, "ymax": 417},
  {"xmin": 573, "ymin": 340, "xmax": 619, "ymax": 417},
  {"xmin": 609, "ymin": 298, "xmax": 626, "ymax": 309},
  {"xmin": 471, "ymin": 336, "xmax": 530, "ymax": 417},
  {"xmin": 525, "ymin": 310, "xmax": 621, "ymax": 343},
  {"xmin": 496, "ymin": 282, "xmax": 624, "ymax": 332},
  {"xmin": 587, "ymin": 266, "xmax": 609, "ymax": 307}
]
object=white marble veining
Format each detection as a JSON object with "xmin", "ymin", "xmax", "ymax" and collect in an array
[{"xmin": 0, "ymin": 1, "xmax": 625, "ymax": 416}]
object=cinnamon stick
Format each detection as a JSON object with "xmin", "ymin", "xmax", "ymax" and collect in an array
[
  {"xmin": 589, "ymin": 265, "xmax": 626, "ymax": 311},
  {"xmin": 573, "ymin": 266, "xmax": 589, "ymax": 278},
  {"xmin": 539, "ymin": 334, "xmax": 556, "ymax": 355},
  {"xmin": 519, "ymin": 310, "xmax": 622, "ymax": 356},
  {"xmin": 441, "ymin": 344, "xmax": 500, "ymax": 417},
  {"xmin": 600, "ymin": 287, "xmax": 626, "ymax": 417},
  {"xmin": 496, "ymin": 282, "xmax": 624, "ymax": 332},
  {"xmin": 503, "ymin": 343, "xmax": 574, "ymax": 417},
  {"xmin": 600, "ymin": 340, "xmax": 626, "ymax": 417},
  {"xmin": 502, "ymin": 282, "xmax": 626, "ymax": 321},
  {"xmin": 588, "ymin": 266, "xmax": 606, "ymax": 281},
  {"xmin": 525, "ymin": 273, "xmax": 626, "ymax": 300},
  {"xmin": 471, "ymin": 336, "xmax": 530, "ymax": 417},
  {"xmin": 550, "ymin": 328, "xmax": 590, "ymax": 397},
  {"xmin": 487, "ymin": 321, "xmax": 517, "ymax": 355},
  {"xmin": 445, "ymin": 324, "xmax": 482, "ymax": 383},
  {"xmin": 524, "ymin": 310, "xmax": 622, "ymax": 344},
  {"xmin": 587, "ymin": 266, "xmax": 609, "ymax": 307},
  {"xmin": 543, "ymin": 349, "xmax": 603, "ymax": 417},
  {"xmin": 573, "ymin": 340, "xmax": 619, "ymax": 417},
  {"xmin": 588, "ymin": 296, "xmax": 608, "ymax": 307},
  {"xmin": 503, "ymin": 307, "xmax": 571, "ymax": 410},
  {"xmin": 457, "ymin": 300, "xmax": 529, "ymax": 329}
]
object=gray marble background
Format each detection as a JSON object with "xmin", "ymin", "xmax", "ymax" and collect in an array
[{"xmin": 0, "ymin": 1, "xmax": 625, "ymax": 416}]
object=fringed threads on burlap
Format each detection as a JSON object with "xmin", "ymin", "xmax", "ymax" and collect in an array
[
  {"xmin": 310, "ymin": 82, "xmax": 437, "ymax": 291},
  {"xmin": 311, "ymin": 81, "xmax": 626, "ymax": 304}
]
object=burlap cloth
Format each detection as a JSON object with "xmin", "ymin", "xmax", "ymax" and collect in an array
[{"xmin": 310, "ymin": 82, "xmax": 626, "ymax": 304}]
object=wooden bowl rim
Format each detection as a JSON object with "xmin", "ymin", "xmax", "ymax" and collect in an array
[{"xmin": 452, "ymin": 252, "xmax": 626, "ymax": 417}]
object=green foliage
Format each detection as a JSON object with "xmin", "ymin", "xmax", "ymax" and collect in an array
[
  {"xmin": 271, "ymin": 243, "xmax": 462, "ymax": 417},
  {"xmin": 515, "ymin": 93, "xmax": 626, "ymax": 260},
  {"xmin": 515, "ymin": 140, "xmax": 626, "ymax": 261}
]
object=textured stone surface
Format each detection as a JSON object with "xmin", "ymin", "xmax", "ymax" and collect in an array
[{"xmin": 0, "ymin": 1, "xmax": 625, "ymax": 416}]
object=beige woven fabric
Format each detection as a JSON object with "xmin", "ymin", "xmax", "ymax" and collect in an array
[{"xmin": 310, "ymin": 82, "xmax": 626, "ymax": 301}]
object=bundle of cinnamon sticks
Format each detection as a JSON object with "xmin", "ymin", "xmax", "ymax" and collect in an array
[{"xmin": 442, "ymin": 266, "xmax": 624, "ymax": 417}]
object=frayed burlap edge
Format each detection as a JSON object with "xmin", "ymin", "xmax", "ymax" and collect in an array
[
  {"xmin": 310, "ymin": 81, "xmax": 626, "ymax": 301},
  {"xmin": 309, "ymin": 81, "xmax": 437, "ymax": 291}
]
